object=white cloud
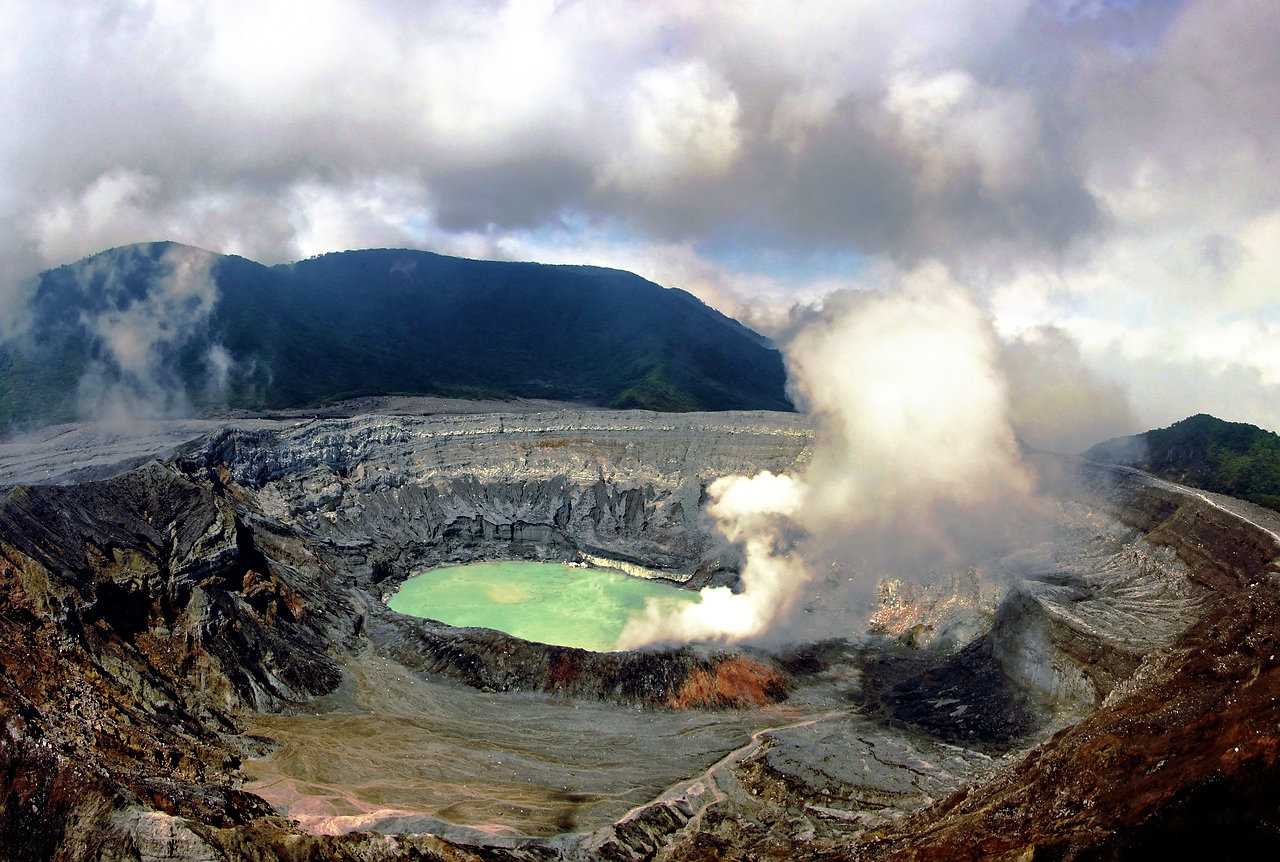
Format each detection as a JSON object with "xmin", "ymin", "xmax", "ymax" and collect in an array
[
  {"xmin": 619, "ymin": 264, "xmax": 1045, "ymax": 647},
  {"xmin": 0, "ymin": 0, "xmax": 1278, "ymax": 432},
  {"xmin": 33, "ymin": 170, "xmax": 162, "ymax": 262},
  {"xmin": 600, "ymin": 60, "xmax": 743, "ymax": 193}
]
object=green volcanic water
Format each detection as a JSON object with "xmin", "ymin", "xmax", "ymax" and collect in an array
[{"xmin": 387, "ymin": 560, "xmax": 698, "ymax": 651}]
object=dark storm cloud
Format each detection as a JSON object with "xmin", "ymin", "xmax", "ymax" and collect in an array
[{"xmin": 429, "ymin": 156, "xmax": 596, "ymax": 232}]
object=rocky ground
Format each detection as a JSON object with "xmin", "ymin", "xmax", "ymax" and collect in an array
[
  {"xmin": 0, "ymin": 397, "xmax": 586, "ymax": 488},
  {"xmin": 1, "ymin": 408, "xmax": 1277, "ymax": 860}
]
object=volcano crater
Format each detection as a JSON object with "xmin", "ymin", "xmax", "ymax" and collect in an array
[{"xmin": 3, "ymin": 408, "xmax": 1277, "ymax": 860}]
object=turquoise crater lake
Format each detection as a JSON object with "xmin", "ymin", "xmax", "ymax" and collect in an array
[{"xmin": 387, "ymin": 560, "xmax": 698, "ymax": 652}]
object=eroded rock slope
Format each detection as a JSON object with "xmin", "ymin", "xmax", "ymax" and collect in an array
[{"xmin": 0, "ymin": 409, "xmax": 1276, "ymax": 860}]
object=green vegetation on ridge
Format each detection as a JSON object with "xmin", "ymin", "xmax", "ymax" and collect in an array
[
  {"xmin": 0, "ymin": 242, "xmax": 791, "ymax": 427},
  {"xmin": 1086, "ymin": 413, "xmax": 1280, "ymax": 513}
]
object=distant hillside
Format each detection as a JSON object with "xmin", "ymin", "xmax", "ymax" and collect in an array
[
  {"xmin": 0, "ymin": 242, "xmax": 791, "ymax": 426},
  {"xmin": 1086, "ymin": 413, "xmax": 1280, "ymax": 513}
]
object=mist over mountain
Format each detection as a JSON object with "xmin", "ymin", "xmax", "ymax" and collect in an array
[
  {"xmin": 1086, "ymin": 413, "xmax": 1280, "ymax": 513},
  {"xmin": 0, "ymin": 242, "xmax": 790, "ymax": 426}
]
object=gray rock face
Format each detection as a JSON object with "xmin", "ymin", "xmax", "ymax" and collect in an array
[
  {"xmin": 753, "ymin": 714, "xmax": 996, "ymax": 825},
  {"xmin": 181, "ymin": 409, "xmax": 813, "ymax": 580},
  {"xmin": 0, "ymin": 417, "xmax": 286, "ymax": 488},
  {"xmin": 113, "ymin": 810, "xmax": 223, "ymax": 862},
  {"xmin": 0, "ymin": 397, "xmax": 612, "ymax": 489},
  {"xmin": 989, "ymin": 501, "xmax": 1205, "ymax": 711}
]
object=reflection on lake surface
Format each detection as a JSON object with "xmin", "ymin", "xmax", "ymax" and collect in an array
[{"xmin": 387, "ymin": 560, "xmax": 697, "ymax": 651}]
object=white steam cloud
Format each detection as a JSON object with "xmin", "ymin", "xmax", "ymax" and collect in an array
[
  {"xmin": 1001, "ymin": 326, "xmax": 1134, "ymax": 455},
  {"xmin": 618, "ymin": 264, "xmax": 1048, "ymax": 648},
  {"xmin": 75, "ymin": 245, "xmax": 227, "ymax": 424},
  {"xmin": 619, "ymin": 470, "xmax": 807, "ymax": 645}
]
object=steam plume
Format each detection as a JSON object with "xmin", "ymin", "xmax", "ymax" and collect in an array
[
  {"xmin": 1001, "ymin": 325, "xmax": 1134, "ymax": 454},
  {"xmin": 75, "ymin": 245, "xmax": 228, "ymax": 424},
  {"xmin": 617, "ymin": 264, "xmax": 1038, "ymax": 648}
]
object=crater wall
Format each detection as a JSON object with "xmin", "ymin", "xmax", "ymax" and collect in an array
[
  {"xmin": 4, "ymin": 410, "xmax": 1278, "ymax": 861},
  {"xmin": 181, "ymin": 409, "xmax": 813, "ymax": 583}
]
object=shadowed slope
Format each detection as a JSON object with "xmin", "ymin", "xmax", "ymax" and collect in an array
[{"xmin": 0, "ymin": 243, "xmax": 791, "ymax": 426}]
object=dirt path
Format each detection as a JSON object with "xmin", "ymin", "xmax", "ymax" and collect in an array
[
  {"xmin": 1190, "ymin": 491, "xmax": 1280, "ymax": 549},
  {"xmin": 614, "ymin": 707, "xmax": 850, "ymax": 827},
  {"xmin": 1096, "ymin": 462, "xmax": 1280, "ymax": 552}
]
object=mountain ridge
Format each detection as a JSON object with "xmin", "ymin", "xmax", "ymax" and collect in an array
[
  {"xmin": 1085, "ymin": 412, "xmax": 1280, "ymax": 513},
  {"xmin": 0, "ymin": 241, "xmax": 792, "ymax": 427}
]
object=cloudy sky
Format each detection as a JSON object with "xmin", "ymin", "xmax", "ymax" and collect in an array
[{"xmin": 2, "ymin": 0, "xmax": 1277, "ymax": 430}]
